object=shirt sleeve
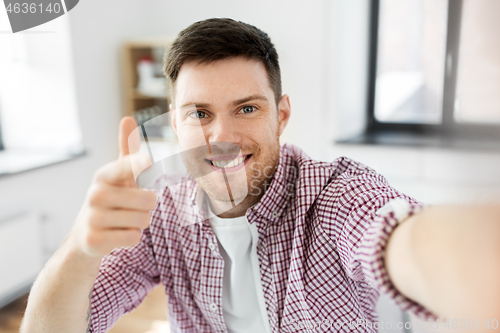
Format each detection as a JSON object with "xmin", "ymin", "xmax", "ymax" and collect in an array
[
  {"xmin": 328, "ymin": 167, "xmax": 439, "ymax": 322},
  {"xmin": 88, "ymin": 226, "xmax": 160, "ymax": 333}
]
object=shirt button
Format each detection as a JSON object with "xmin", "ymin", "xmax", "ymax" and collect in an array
[
  {"xmin": 209, "ymin": 303, "xmax": 218, "ymax": 312},
  {"xmin": 208, "ymin": 242, "xmax": 216, "ymax": 251},
  {"xmin": 272, "ymin": 211, "xmax": 278, "ymax": 218}
]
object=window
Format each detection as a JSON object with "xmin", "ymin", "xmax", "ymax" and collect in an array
[
  {"xmin": 0, "ymin": 95, "xmax": 4, "ymax": 152},
  {"xmin": 0, "ymin": 14, "xmax": 84, "ymax": 176},
  {"xmin": 454, "ymin": 0, "xmax": 500, "ymax": 124},
  {"xmin": 374, "ymin": 0, "xmax": 447, "ymax": 125},
  {"xmin": 0, "ymin": 113, "xmax": 4, "ymax": 152},
  {"xmin": 351, "ymin": 0, "xmax": 500, "ymax": 147}
]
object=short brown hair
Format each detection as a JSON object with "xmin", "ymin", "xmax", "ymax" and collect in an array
[{"xmin": 164, "ymin": 18, "xmax": 282, "ymax": 106}]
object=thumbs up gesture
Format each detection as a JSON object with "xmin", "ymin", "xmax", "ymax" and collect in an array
[{"xmin": 69, "ymin": 117, "xmax": 157, "ymax": 258}]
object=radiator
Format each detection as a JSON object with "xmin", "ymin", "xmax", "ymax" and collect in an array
[{"xmin": 0, "ymin": 211, "xmax": 43, "ymax": 308}]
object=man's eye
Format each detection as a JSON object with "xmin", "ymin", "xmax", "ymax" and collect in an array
[
  {"xmin": 241, "ymin": 106, "xmax": 255, "ymax": 114},
  {"xmin": 190, "ymin": 111, "xmax": 207, "ymax": 119}
]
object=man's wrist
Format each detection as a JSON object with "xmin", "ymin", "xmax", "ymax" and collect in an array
[{"xmin": 57, "ymin": 234, "xmax": 103, "ymax": 277}]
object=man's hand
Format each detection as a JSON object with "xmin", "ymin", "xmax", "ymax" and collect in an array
[
  {"xmin": 20, "ymin": 116, "xmax": 158, "ymax": 333},
  {"xmin": 385, "ymin": 206, "xmax": 500, "ymax": 321},
  {"xmin": 69, "ymin": 116, "xmax": 156, "ymax": 258}
]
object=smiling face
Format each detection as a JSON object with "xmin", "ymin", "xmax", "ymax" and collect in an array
[{"xmin": 170, "ymin": 57, "xmax": 291, "ymax": 217}]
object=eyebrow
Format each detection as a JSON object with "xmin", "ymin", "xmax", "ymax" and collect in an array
[{"xmin": 178, "ymin": 94, "xmax": 269, "ymax": 110}]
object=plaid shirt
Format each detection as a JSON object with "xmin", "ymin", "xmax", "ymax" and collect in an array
[{"xmin": 89, "ymin": 143, "xmax": 437, "ymax": 333}]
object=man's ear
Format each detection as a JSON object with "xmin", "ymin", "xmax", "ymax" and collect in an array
[
  {"xmin": 277, "ymin": 94, "xmax": 291, "ymax": 137},
  {"xmin": 170, "ymin": 103, "xmax": 178, "ymax": 134}
]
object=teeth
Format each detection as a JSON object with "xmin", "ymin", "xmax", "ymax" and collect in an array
[{"xmin": 212, "ymin": 156, "xmax": 246, "ymax": 168}]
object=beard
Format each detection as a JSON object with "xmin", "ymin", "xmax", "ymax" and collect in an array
[{"xmin": 182, "ymin": 136, "xmax": 281, "ymax": 210}]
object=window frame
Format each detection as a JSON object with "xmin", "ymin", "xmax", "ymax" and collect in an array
[
  {"xmin": 0, "ymin": 107, "xmax": 4, "ymax": 151},
  {"xmin": 360, "ymin": 0, "xmax": 500, "ymax": 147}
]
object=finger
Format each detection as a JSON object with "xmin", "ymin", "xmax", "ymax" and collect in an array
[
  {"xmin": 89, "ymin": 185, "xmax": 157, "ymax": 211},
  {"xmin": 119, "ymin": 116, "xmax": 140, "ymax": 158},
  {"xmin": 88, "ymin": 209, "xmax": 152, "ymax": 230},
  {"xmin": 96, "ymin": 153, "xmax": 152, "ymax": 186}
]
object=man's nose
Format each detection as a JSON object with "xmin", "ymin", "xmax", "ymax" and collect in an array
[{"xmin": 205, "ymin": 116, "xmax": 241, "ymax": 145}]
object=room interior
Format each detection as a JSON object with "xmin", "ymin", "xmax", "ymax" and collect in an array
[{"xmin": 1, "ymin": 0, "xmax": 500, "ymax": 332}]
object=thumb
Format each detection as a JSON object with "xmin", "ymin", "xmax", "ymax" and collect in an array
[{"xmin": 119, "ymin": 116, "xmax": 139, "ymax": 157}]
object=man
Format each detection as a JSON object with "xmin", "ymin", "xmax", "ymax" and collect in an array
[{"xmin": 21, "ymin": 18, "xmax": 500, "ymax": 333}]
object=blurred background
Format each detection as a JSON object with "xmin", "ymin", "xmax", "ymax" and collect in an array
[{"xmin": 1, "ymin": 0, "xmax": 500, "ymax": 332}]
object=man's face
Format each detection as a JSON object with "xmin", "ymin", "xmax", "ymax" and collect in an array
[{"xmin": 171, "ymin": 57, "xmax": 290, "ymax": 208}]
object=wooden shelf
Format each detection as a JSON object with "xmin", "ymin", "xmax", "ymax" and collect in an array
[{"xmin": 121, "ymin": 38, "xmax": 175, "ymax": 117}]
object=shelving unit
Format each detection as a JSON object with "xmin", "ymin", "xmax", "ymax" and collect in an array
[
  {"xmin": 121, "ymin": 37, "xmax": 178, "ymax": 167},
  {"xmin": 121, "ymin": 37, "xmax": 175, "ymax": 118}
]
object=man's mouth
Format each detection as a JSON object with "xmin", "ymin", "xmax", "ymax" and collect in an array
[{"xmin": 205, "ymin": 154, "xmax": 252, "ymax": 169}]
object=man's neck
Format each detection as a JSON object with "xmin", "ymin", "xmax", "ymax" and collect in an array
[
  {"xmin": 208, "ymin": 192, "xmax": 264, "ymax": 218},
  {"xmin": 205, "ymin": 164, "xmax": 277, "ymax": 218}
]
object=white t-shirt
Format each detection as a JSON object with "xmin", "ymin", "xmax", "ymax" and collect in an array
[{"xmin": 209, "ymin": 213, "xmax": 272, "ymax": 333}]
